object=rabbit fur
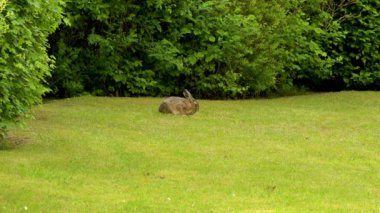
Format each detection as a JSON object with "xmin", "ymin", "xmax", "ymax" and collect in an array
[{"xmin": 159, "ymin": 89, "xmax": 199, "ymax": 115}]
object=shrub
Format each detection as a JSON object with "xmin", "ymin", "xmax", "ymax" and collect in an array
[
  {"xmin": 48, "ymin": 0, "xmax": 380, "ymax": 98},
  {"xmin": 48, "ymin": 0, "xmax": 290, "ymax": 98},
  {"xmin": 333, "ymin": 0, "xmax": 380, "ymax": 89},
  {"xmin": 0, "ymin": 0, "xmax": 63, "ymax": 138}
]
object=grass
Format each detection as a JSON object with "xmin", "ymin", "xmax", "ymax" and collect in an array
[{"xmin": 1, "ymin": 91, "xmax": 379, "ymax": 212}]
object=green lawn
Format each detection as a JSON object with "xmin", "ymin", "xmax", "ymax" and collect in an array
[{"xmin": 1, "ymin": 91, "xmax": 379, "ymax": 212}]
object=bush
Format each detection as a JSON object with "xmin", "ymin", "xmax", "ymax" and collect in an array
[
  {"xmin": 48, "ymin": 0, "xmax": 291, "ymax": 99},
  {"xmin": 333, "ymin": 0, "xmax": 380, "ymax": 89},
  {"xmin": 48, "ymin": 0, "xmax": 380, "ymax": 98},
  {"xmin": 0, "ymin": 0, "xmax": 63, "ymax": 136},
  {"xmin": 279, "ymin": 0, "xmax": 380, "ymax": 91},
  {"xmin": 277, "ymin": 0, "xmax": 345, "ymax": 91}
]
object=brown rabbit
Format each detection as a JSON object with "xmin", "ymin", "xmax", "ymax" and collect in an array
[{"xmin": 159, "ymin": 89, "xmax": 199, "ymax": 115}]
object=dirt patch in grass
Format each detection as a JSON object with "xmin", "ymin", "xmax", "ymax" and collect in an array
[{"xmin": 0, "ymin": 134, "xmax": 30, "ymax": 150}]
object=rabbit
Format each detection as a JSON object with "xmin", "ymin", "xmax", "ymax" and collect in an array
[{"xmin": 159, "ymin": 89, "xmax": 199, "ymax": 115}]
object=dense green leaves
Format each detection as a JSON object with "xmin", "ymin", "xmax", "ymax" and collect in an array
[
  {"xmin": 0, "ymin": 0, "xmax": 63, "ymax": 135},
  {"xmin": 0, "ymin": 0, "xmax": 6, "ymax": 36},
  {"xmin": 335, "ymin": 0, "xmax": 380, "ymax": 89},
  {"xmin": 50, "ymin": 0, "xmax": 380, "ymax": 98},
  {"xmin": 281, "ymin": 0, "xmax": 380, "ymax": 91},
  {"xmin": 48, "ymin": 0, "xmax": 288, "ymax": 98},
  {"xmin": 0, "ymin": 0, "xmax": 7, "ymax": 140}
]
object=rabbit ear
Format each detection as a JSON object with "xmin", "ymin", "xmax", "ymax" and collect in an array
[
  {"xmin": 183, "ymin": 89, "xmax": 189, "ymax": 97},
  {"xmin": 183, "ymin": 89, "xmax": 194, "ymax": 100}
]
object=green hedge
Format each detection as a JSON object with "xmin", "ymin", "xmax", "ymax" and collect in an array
[
  {"xmin": 335, "ymin": 0, "xmax": 380, "ymax": 89},
  {"xmin": 48, "ymin": 0, "xmax": 289, "ymax": 98}
]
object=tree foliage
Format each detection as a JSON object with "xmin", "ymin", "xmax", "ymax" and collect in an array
[
  {"xmin": 0, "ymin": 0, "xmax": 7, "ymax": 140},
  {"xmin": 0, "ymin": 0, "xmax": 63, "ymax": 138},
  {"xmin": 281, "ymin": 0, "xmax": 380, "ymax": 91},
  {"xmin": 334, "ymin": 0, "xmax": 380, "ymax": 89},
  {"xmin": 49, "ymin": 0, "xmax": 290, "ymax": 98}
]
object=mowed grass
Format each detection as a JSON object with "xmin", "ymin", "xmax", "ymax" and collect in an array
[{"xmin": 1, "ymin": 91, "xmax": 380, "ymax": 212}]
